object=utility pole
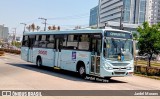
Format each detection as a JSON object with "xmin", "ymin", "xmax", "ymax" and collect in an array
[
  {"xmin": 20, "ymin": 23, "xmax": 27, "ymax": 34},
  {"xmin": 120, "ymin": 7, "xmax": 123, "ymax": 30},
  {"xmin": 12, "ymin": 28, "xmax": 16, "ymax": 42},
  {"xmin": 38, "ymin": 17, "xmax": 47, "ymax": 31}
]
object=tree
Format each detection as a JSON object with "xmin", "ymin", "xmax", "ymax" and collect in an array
[
  {"xmin": 11, "ymin": 41, "xmax": 21, "ymax": 48},
  {"xmin": 31, "ymin": 23, "xmax": 36, "ymax": 32},
  {"xmin": 48, "ymin": 26, "xmax": 52, "ymax": 30},
  {"xmin": 75, "ymin": 26, "xmax": 81, "ymax": 29},
  {"xmin": 133, "ymin": 32, "xmax": 138, "ymax": 40},
  {"xmin": 137, "ymin": 22, "xmax": 160, "ymax": 67},
  {"xmin": 52, "ymin": 25, "xmax": 56, "ymax": 30},
  {"xmin": 132, "ymin": 32, "xmax": 138, "ymax": 57},
  {"xmin": 57, "ymin": 26, "xmax": 60, "ymax": 30},
  {"xmin": 36, "ymin": 26, "xmax": 40, "ymax": 31},
  {"xmin": 26, "ymin": 25, "xmax": 31, "ymax": 32}
]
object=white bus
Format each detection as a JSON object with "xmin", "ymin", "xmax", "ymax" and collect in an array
[{"xmin": 21, "ymin": 29, "xmax": 134, "ymax": 79}]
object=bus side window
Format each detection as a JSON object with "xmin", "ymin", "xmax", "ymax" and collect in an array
[
  {"xmin": 66, "ymin": 35, "xmax": 78, "ymax": 49},
  {"xmin": 39, "ymin": 35, "xmax": 47, "ymax": 48},
  {"xmin": 62, "ymin": 35, "xmax": 67, "ymax": 48},
  {"xmin": 47, "ymin": 35, "xmax": 55, "ymax": 48},
  {"xmin": 28, "ymin": 35, "xmax": 35, "ymax": 48},
  {"xmin": 34, "ymin": 35, "xmax": 39, "ymax": 47},
  {"xmin": 78, "ymin": 34, "xmax": 90, "ymax": 50},
  {"xmin": 22, "ymin": 36, "xmax": 29, "ymax": 47}
]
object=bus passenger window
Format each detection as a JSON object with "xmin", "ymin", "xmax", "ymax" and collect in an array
[
  {"xmin": 78, "ymin": 35, "xmax": 90, "ymax": 50},
  {"xmin": 39, "ymin": 35, "xmax": 47, "ymax": 48},
  {"xmin": 34, "ymin": 35, "xmax": 39, "ymax": 47},
  {"xmin": 47, "ymin": 35, "xmax": 55, "ymax": 48},
  {"xmin": 66, "ymin": 35, "xmax": 78, "ymax": 49}
]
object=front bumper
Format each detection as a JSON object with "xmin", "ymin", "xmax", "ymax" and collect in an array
[{"xmin": 100, "ymin": 67, "xmax": 134, "ymax": 77}]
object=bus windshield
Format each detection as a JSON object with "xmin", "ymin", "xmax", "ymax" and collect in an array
[{"xmin": 103, "ymin": 38, "xmax": 133, "ymax": 61}]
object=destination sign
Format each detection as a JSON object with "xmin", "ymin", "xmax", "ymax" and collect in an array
[{"xmin": 105, "ymin": 31, "xmax": 132, "ymax": 39}]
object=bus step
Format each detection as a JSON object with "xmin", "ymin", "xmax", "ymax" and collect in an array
[
  {"xmin": 53, "ymin": 66, "xmax": 61, "ymax": 70},
  {"xmin": 89, "ymin": 72, "xmax": 100, "ymax": 76}
]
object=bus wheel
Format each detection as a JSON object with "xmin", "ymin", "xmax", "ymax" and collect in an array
[
  {"xmin": 105, "ymin": 77, "xmax": 111, "ymax": 80},
  {"xmin": 78, "ymin": 65, "xmax": 86, "ymax": 78},
  {"xmin": 36, "ymin": 58, "xmax": 42, "ymax": 67}
]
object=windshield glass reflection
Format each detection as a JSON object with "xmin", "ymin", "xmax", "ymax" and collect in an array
[{"xmin": 103, "ymin": 38, "xmax": 133, "ymax": 61}]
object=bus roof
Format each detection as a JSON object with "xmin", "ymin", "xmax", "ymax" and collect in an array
[{"xmin": 23, "ymin": 28, "xmax": 131, "ymax": 35}]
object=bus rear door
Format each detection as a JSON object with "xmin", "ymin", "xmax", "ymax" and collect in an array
[
  {"xmin": 28, "ymin": 35, "xmax": 35, "ymax": 62},
  {"xmin": 54, "ymin": 35, "xmax": 63, "ymax": 68}
]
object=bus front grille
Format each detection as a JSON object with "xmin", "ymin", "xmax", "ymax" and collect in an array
[
  {"xmin": 111, "ymin": 63, "xmax": 129, "ymax": 66},
  {"xmin": 114, "ymin": 72, "xmax": 126, "ymax": 75}
]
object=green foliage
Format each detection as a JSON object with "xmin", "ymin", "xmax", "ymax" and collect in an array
[
  {"xmin": 133, "ymin": 32, "xmax": 138, "ymax": 40},
  {"xmin": 11, "ymin": 41, "xmax": 21, "ymax": 48},
  {"xmin": 0, "ymin": 41, "xmax": 2, "ymax": 45},
  {"xmin": 137, "ymin": 22, "xmax": 160, "ymax": 67},
  {"xmin": 91, "ymin": 27, "xmax": 98, "ymax": 29}
]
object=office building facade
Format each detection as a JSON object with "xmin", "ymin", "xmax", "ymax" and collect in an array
[
  {"xmin": 0, "ymin": 25, "xmax": 9, "ymax": 42},
  {"xmin": 98, "ymin": 0, "xmax": 147, "ymax": 28},
  {"xmin": 89, "ymin": 6, "xmax": 99, "ymax": 27},
  {"xmin": 147, "ymin": 0, "xmax": 160, "ymax": 24}
]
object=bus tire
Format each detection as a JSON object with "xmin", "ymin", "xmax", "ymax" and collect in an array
[
  {"xmin": 105, "ymin": 77, "xmax": 111, "ymax": 80},
  {"xmin": 78, "ymin": 65, "xmax": 86, "ymax": 78},
  {"xmin": 36, "ymin": 57, "xmax": 42, "ymax": 67}
]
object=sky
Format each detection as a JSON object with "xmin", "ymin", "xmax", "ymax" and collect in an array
[{"xmin": 0, "ymin": 0, "xmax": 98, "ymax": 36}]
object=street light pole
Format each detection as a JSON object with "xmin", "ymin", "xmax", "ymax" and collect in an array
[
  {"xmin": 120, "ymin": 7, "xmax": 123, "ymax": 30},
  {"xmin": 38, "ymin": 18, "xmax": 47, "ymax": 31},
  {"xmin": 20, "ymin": 23, "xmax": 27, "ymax": 34},
  {"xmin": 12, "ymin": 28, "xmax": 16, "ymax": 42}
]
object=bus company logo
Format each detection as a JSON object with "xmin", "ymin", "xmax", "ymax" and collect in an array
[
  {"xmin": 72, "ymin": 52, "xmax": 76, "ymax": 60},
  {"xmin": 38, "ymin": 50, "xmax": 47, "ymax": 55}
]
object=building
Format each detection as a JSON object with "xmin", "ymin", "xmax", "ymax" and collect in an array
[
  {"xmin": 147, "ymin": 0, "xmax": 160, "ymax": 24},
  {"xmin": 134, "ymin": 0, "xmax": 147, "ymax": 24},
  {"xmin": 89, "ymin": 6, "xmax": 99, "ymax": 27},
  {"xmin": 98, "ymin": 0, "xmax": 148, "ymax": 30},
  {"xmin": 0, "ymin": 25, "xmax": 9, "ymax": 42}
]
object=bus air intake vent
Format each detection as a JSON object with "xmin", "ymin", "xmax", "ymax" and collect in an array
[
  {"xmin": 111, "ymin": 63, "xmax": 129, "ymax": 66},
  {"xmin": 114, "ymin": 72, "xmax": 126, "ymax": 75}
]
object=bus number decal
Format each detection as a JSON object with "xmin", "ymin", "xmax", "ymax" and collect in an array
[{"xmin": 38, "ymin": 50, "xmax": 47, "ymax": 55}]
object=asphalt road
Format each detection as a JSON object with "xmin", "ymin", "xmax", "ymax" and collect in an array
[{"xmin": 0, "ymin": 53, "xmax": 160, "ymax": 99}]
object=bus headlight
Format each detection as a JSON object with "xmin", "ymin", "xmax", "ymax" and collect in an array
[
  {"xmin": 107, "ymin": 67, "xmax": 113, "ymax": 70},
  {"xmin": 127, "ymin": 67, "xmax": 132, "ymax": 70},
  {"xmin": 105, "ymin": 63, "xmax": 113, "ymax": 70}
]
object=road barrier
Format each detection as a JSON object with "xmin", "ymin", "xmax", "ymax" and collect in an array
[
  {"xmin": 0, "ymin": 48, "xmax": 21, "ymax": 55},
  {"xmin": 134, "ymin": 65, "xmax": 160, "ymax": 76}
]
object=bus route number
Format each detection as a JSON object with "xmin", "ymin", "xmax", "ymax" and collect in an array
[{"xmin": 38, "ymin": 50, "xmax": 47, "ymax": 55}]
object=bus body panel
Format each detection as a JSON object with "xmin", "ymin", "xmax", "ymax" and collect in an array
[
  {"xmin": 28, "ymin": 48, "xmax": 34, "ymax": 62},
  {"xmin": 32, "ymin": 48, "xmax": 55, "ymax": 67},
  {"xmin": 75, "ymin": 51, "xmax": 91, "ymax": 74},
  {"xmin": 60, "ymin": 50, "xmax": 91, "ymax": 74},
  {"xmin": 21, "ymin": 47, "xmax": 29, "ymax": 62}
]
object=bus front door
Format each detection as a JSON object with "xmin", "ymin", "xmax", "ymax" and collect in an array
[
  {"xmin": 28, "ymin": 36, "xmax": 35, "ymax": 62},
  {"xmin": 54, "ymin": 38, "xmax": 63, "ymax": 68},
  {"xmin": 91, "ymin": 39, "xmax": 101, "ymax": 75}
]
